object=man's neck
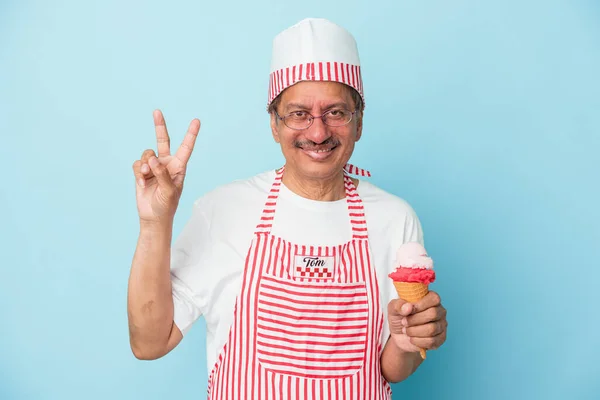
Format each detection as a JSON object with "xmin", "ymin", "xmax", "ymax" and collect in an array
[{"xmin": 281, "ymin": 168, "xmax": 347, "ymax": 201}]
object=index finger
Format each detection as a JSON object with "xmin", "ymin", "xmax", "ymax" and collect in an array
[
  {"xmin": 153, "ymin": 109, "xmax": 171, "ymax": 157},
  {"xmin": 174, "ymin": 118, "xmax": 200, "ymax": 165},
  {"xmin": 412, "ymin": 291, "xmax": 442, "ymax": 314}
]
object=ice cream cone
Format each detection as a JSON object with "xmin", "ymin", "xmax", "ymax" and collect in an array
[{"xmin": 393, "ymin": 281, "xmax": 429, "ymax": 359}]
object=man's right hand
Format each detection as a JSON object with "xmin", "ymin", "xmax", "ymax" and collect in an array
[{"xmin": 132, "ymin": 110, "xmax": 200, "ymax": 226}]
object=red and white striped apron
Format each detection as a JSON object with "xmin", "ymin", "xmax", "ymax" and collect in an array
[{"xmin": 207, "ymin": 164, "xmax": 391, "ymax": 399}]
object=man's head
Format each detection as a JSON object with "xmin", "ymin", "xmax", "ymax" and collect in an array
[
  {"xmin": 266, "ymin": 18, "xmax": 365, "ymax": 181},
  {"xmin": 268, "ymin": 81, "xmax": 363, "ymax": 181}
]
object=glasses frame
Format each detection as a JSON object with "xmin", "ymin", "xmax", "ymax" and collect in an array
[{"xmin": 275, "ymin": 108, "xmax": 357, "ymax": 130}]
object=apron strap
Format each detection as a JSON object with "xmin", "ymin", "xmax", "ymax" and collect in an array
[
  {"xmin": 343, "ymin": 163, "xmax": 371, "ymax": 177},
  {"xmin": 343, "ymin": 174, "xmax": 369, "ymax": 240},
  {"xmin": 254, "ymin": 167, "xmax": 284, "ymax": 235}
]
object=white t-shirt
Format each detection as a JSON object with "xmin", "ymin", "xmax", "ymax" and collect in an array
[{"xmin": 170, "ymin": 169, "xmax": 424, "ymax": 373}]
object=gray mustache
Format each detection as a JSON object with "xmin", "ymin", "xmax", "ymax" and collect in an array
[{"xmin": 294, "ymin": 138, "xmax": 340, "ymax": 150}]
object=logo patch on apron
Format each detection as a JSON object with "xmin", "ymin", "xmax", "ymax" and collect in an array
[{"xmin": 293, "ymin": 255, "xmax": 335, "ymax": 279}]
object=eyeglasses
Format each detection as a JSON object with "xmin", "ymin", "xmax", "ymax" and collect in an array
[{"xmin": 275, "ymin": 108, "xmax": 356, "ymax": 130}]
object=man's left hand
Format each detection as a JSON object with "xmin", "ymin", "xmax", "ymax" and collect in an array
[{"xmin": 387, "ymin": 291, "xmax": 448, "ymax": 354}]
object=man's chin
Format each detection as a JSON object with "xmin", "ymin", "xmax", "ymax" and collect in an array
[{"xmin": 293, "ymin": 160, "xmax": 344, "ymax": 179}]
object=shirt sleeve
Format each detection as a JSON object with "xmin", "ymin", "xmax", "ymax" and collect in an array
[
  {"xmin": 403, "ymin": 208, "xmax": 425, "ymax": 247},
  {"xmin": 170, "ymin": 197, "xmax": 212, "ymax": 336}
]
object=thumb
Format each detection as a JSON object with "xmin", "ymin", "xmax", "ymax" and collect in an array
[
  {"xmin": 390, "ymin": 298, "xmax": 413, "ymax": 317},
  {"xmin": 148, "ymin": 156, "xmax": 175, "ymax": 190}
]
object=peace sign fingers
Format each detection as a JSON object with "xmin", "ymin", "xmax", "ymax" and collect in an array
[
  {"xmin": 153, "ymin": 109, "xmax": 171, "ymax": 158},
  {"xmin": 174, "ymin": 118, "xmax": 201, "ymax": 167}
]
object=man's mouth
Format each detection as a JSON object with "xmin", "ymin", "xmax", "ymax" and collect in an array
[
  {"xmin": 302, "ymin": 146, "xmax": 336, "ymax": 152},
  {"xmin": 300, "ymin": 145, "xmax": 338, "ymax": 160}
]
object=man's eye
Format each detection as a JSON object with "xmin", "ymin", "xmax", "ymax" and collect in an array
[
  {"xmin": 328, "ymin": 109, "xmax": 347, "ymax": 118},
  {"xmin": 290, "ymin": 111, "xmax": 307, "ymax": 119}
]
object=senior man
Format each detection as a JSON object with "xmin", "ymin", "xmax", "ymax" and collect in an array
[{"xmin": 128, "ymin": 18, "xmax": 447, "ymax": 399}]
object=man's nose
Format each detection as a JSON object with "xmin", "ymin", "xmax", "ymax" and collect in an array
[{"xmin": 304, "ymin": 117, "xmax": 331, "ymax": 144}]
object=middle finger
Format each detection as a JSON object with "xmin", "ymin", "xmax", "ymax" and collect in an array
[
  {"xmin": 405, "ymin": 320, "xmax": 445, "ymax": 338},
  {"xmin": 406, "ymin": 306, "xmax": 445, "ymax": 327},
  {"xmin": 140, "ymin": 149, "xmax": 157, "ymax": 176}
]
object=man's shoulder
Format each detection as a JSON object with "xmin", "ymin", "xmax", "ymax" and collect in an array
[
  {"xmin": 358, "ymin": 180, "xmax": 418, "ymax": 218},
  {"xmin": 193, "ymin": 169, "xmax": 275, "ymax": 210}
]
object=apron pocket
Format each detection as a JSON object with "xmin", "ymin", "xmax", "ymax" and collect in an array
[{"xmin": 256, "ymin": 275, "xmax": 369, "ymax": 379}]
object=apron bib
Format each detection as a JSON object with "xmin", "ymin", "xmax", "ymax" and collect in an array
[{"xmin": 207, "ymin": 165, "xmax": 391, "ymax": 399}]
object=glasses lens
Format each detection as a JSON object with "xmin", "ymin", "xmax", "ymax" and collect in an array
[
  {"xmin": 283, "ymin": 111, "xmax": 311, "ymax": 129},
  {"xmin": 323, "ymin": 110, "xmax": 352, "ymax": 126},
  {"xmin": 280, "ymin": 109, "xmax": 353, "ymax": 129}
]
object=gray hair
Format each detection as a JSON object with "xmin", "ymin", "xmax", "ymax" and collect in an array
[{"xmin": 267, "ymin": 86, "xmax": 364, "ymax": 120}]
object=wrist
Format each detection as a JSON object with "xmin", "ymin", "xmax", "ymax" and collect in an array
[
  {"xmin": 381, "ymin": 335, "xmax": 424, "ymax": 383},
  {"xmin": 139, "ymin": 218, "xmax": 173, "ymax": 235},
  {"xmin": 389, "ymin": 333, "xmax": 424, "ymax": 358}
]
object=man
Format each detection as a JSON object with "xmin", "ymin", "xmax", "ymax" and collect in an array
[{"xmin": 128, "ymin": 18, "xmax": 447, "ymax": 399}]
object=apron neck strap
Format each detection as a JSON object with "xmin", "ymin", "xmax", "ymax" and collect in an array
[
  {"xmin": 343, "ymin": 163, "xmax": 371, "ymax": 177},
  {"xmin": 254, "ymin": 167, "xmax": 284, "ymax": 235},
  {"xmin": 343, "ymin": 173, "xmax": 369, "ymax": 240}
]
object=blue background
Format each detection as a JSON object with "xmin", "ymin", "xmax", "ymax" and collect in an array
[{"xmin": 1, "ymin": 0, "xmax": 598, "ymax": 399}]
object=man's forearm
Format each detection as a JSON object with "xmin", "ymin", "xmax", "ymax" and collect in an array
[
  {"xmin": 380, "ymin": 336, "xmax": 424, "ymax": 383},
  {"xmin": 127, "ymin": 222, "xmax": 175, "ymax": 359}
]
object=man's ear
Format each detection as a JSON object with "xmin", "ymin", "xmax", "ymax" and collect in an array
[{"xmin": 270, "ymin": 113, "xmax": 281, "ymax": 143}]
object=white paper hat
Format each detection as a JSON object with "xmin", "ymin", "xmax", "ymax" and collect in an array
[{"xmin": 267, "ymin": 18, "xmax": 364, "ymax": 108}]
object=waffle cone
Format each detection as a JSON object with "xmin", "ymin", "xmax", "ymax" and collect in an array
[
  {"xmin": 393, "ymin": 281, "xmax": 429, "ymax": 303},
  {"xmin": 393, "ymin": 281, "xmax": 429, "ymax": 360}
]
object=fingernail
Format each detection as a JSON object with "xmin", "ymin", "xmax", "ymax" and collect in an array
[
  {"xmin": 149, "ymin": 157, "xmax": 158, "ymax": 167},
  {"xmin": 402, "ymin": 327, "xmax": 406, "ymax": 334},
  {"xmin": 401, "ymin": 317, "xmax": 408, "ymax": 326},
  {"xmin": 401, "ymin": 304, "xmax": 412, "ymax": 315},
  {"xmin": 138, "ymin": 178, "xmax": 145, "ymax": 188},
  {"xmin": 141, "ymin": 164, "xmax": 149, "ymax": 174}
]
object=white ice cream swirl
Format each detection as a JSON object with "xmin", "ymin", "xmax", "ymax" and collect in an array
[{"xmin": 395, "ymin": 242, "xmax": 434, "ymax": 270}]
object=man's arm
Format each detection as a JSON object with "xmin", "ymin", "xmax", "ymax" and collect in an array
[
  {"xmin": 127, "ymin": 222, "xmax": 182, "ymax": 360},
  {"xmin": 380, "ymin": 335, "xmax": 424, "ymax": 383},
  {"xmin": 128, "ymin": 110, "xmax": 200, "ymax": 360},
  {"xmin": 381, "ymin": 293, "xmax": 448, "ymax": 382}
]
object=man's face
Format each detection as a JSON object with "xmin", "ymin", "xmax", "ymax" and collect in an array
[{"xmin": 270, "ymin": 81, "xmax": 362, "ymax": 181}]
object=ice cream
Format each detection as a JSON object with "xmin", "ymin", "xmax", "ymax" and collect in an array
[{"xmin": 388, "ymin": 242, "xmax": 435, "ymax": 359}]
